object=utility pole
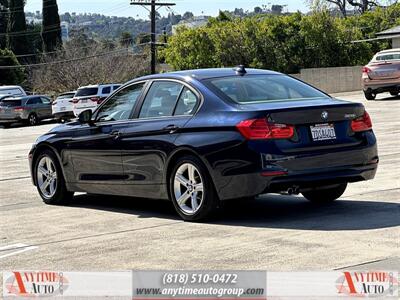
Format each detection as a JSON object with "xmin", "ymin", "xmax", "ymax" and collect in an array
[{"xmin": 130, "ymin": 0, "xmax": 175, "ymax": 74}]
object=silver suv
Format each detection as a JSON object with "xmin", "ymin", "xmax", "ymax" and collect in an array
[{"xmin": 0, "ymin": 95, "xmax": 52, "ymax": 128}]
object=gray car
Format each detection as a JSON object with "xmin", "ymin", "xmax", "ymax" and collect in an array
[{"xmin": 0, "ymin": 95, "xmax": 52, "ymax": 127}]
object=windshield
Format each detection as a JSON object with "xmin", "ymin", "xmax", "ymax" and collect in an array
[
  {"xmin": 205, "ymin": 74, "xmax": 328, "ymax": 104},
  {"xmin": 75, "ymin": 87, "xmax": 98, "ymax": 97}
]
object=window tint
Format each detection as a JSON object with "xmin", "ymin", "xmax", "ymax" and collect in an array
[
  {"xmin": 76, "ymin": 87, "xmax": 98, "ymax": 97},
  {"xmin": 206, "ymin": 75, "xmax": 328, "ymax": 104},
  {"xmin": 0, "ymin": 99, "xmax": 21, "ymax": 107},
  {"xmin": 102, "ymin": 86, "xmax": 111, "ymax": 94},
  {"xmin": 96, "ymin": 83, "xmax": 144, "ymax": 122},
  {"xmin": 27, "ymin": 97, "xmax": 41, "ymax": 105},
  {"xmin": 174, "ymin": 87, "xmax": 198, "ymax": 116},
  {"xmin": 41, "ymin": 97, "xmax": 50, "ymax": 104},
  {"xmin": 113, "ymin": 85, "xmax": 121, "ymax": 90},
  {"xmin": 139, "ymin": 81, "xmax": 183, "ymax": 118}
]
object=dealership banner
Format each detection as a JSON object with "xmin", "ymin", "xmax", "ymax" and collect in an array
[{"xmin": 2, "ymin": 270, "xmax": 398, "ymax": 299}]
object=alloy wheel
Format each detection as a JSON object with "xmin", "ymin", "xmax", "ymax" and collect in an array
[
  {"xmin": 173, "ymin": 163, "xmax": 204, "ymax": 215},
  {"xmin": 37, "ymin": 156, "xmax": 58, "ymax": 199},
  {"xmin": 29, "ymin": 114, "xmax": 37, "ymax": 125}
]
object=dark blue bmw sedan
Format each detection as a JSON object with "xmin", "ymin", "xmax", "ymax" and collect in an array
[{"xmin": 29, "ymin": 67, "xmax": 378, "ymax": 221}]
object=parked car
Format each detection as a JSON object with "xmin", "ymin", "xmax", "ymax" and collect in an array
[
  {"xmin": 52, "ymin": 91, "xmax": 76, "ymax": 122},
  {"xmin": 362, "ymin": 48, "xmax": 400, "ymax": 100},
  {"xmin": 0, "ymin": 85, "xmax": 27, "ymax": 97},
  {"xmin": 72, "ymin": 84, "xmax": 121, "ymax": 116},
  {"xmin": 29, "ymin": 67, "xmax": 378, "ymax": 221},
  {"xmin": 0, "ymin": 95, "xmax": 52, "ymax": 127}
]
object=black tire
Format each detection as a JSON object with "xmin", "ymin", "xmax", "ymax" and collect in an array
[
  {"xmin": 2, "ymin": 123, "xmax": 11, "ymax": 128},
  {"xmin": 169, "ymin": 155, "xmax": 220, "ymax": 221},
  {"xmin": 34, "ymin": 149, "xmax": 74, "ymax": 205},
  {"xmin": 28, "ymin": 113, "xmax": 39, "ymax": 126},
  {"xmin": 302, "ymin": 183, "xmax": 347, "ymax": 203},
  {"xmin": 364, "ymin": 90, "xmax": 376, "ymax": 100},
  {"xmin": 390, "ymin": 91, "xmax": 399, "ymax": 97}
]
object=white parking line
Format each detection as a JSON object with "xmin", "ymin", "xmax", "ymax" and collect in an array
[{"xmin": 0, "ymin": 243, "xmax": 38, "ymax": 259}]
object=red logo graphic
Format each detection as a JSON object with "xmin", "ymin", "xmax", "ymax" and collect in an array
[
  {"xmin": 5, "ymin": 271, "xmax": 69, "ymax": 297},
  {"xmin": 336, "ymin": 271, "xmax": 398, "ymax": 297}
]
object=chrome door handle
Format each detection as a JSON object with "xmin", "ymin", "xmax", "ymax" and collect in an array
[
  {"xmin": 164, "ymin": 124, "xmax": 179, "ymax": 133},
  {"xmin": 110, "ymin": 130, "xmax": 121, "ymax": 138}
]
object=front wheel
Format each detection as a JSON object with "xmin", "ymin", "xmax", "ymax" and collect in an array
[
  {"xmin": 302, "ymin": 183, "xmax": 347, "ymax": 203},
  {"xmin": 169, "ymin": 155, "xmax": 219, "ymax": 221},
  {"xmin": 34, "ymin": 149, "xmax": 74, "ymax": 205}
]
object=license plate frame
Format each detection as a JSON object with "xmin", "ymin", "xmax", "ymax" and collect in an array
[{"xmin": 310, "ymin": 123, "xmax": 336, "ymax": 141}]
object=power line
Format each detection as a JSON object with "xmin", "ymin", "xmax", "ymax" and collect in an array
[
  {"xmin": 0, "ymin": 48, "xmax": 141, "ymax": 69},
  {"xmin": 130, "ymin": 0, "xmax": 175, "ymax": 74}
]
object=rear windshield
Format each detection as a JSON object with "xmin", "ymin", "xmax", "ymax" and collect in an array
[
  {"xmin": 205, "ymin": 75, "xmax": 328, "ymax": 104},
  {"xmin": 376, "ymin": 53, "xmax": 400, "ymax": 61},
  {"xmin": 0, "ymin": 100, "xmax": 22, "ymax": 107},
  {"xmin": 75, "ymin": 87, "xmax": 98, "ymax": 97},
  {"xmin": 57, "ymin": 93, "xmax": 75, "ymax": 99}
]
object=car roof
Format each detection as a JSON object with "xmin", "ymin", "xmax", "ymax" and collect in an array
[
  {"xmin": 0, "ymin": 85, "xmax": 23, "ymax": 89},
  {"xmin": 60, "ymin": 91, "xmax": 76, "ymax": 94},
  {"xmin": 127, "ymin": 68, "xmax": 282, "ymax": 84},
  {"xmin": 377, "ymin": 48, "xmax": 400, "ymax": 54},
  {"xmin": 78, "ymin": 84, "xmax": 120, "ymax": 89}
]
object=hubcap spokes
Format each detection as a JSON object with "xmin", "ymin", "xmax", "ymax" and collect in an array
[
  {"xmin": 174, "ymin": 163, "xmax": 204, "ymax": 215},
  {"xmin": 37, "ymin": 156, "xmax": 57, "ymax": 198}
]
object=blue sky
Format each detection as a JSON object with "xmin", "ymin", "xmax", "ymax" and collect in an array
[{"xmin": 25, "ymin": 0, "xmax": 309, "ymax": 18}]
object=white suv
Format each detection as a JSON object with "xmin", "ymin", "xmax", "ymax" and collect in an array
[
  {"xmin": 72, "ymin": 84, "xmax": 121, "ymax": 116},
  {"xmin": 52, "ymin": 91, "xmax": 76, "ymax": 122}
]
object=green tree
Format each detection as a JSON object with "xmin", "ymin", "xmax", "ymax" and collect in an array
[
  {"xmin": 0, "ymin": 0, "xmax": 8, "ymax": 48},
  {"xmin": 42, "ymin": 0, "xmax": 62, "ymax": 52},
  {"xmin": 7, "ymin": 0, "xmax": 31, "ymax": 55},
  {"xmin": 119, "ymin": 31, "xmax": 133, "ymax": 48},
  {"xmin": 0, "ymin": 48, "xmax": 25, "ymax": 84}
]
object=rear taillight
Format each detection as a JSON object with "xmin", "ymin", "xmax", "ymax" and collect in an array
[
  {"xmin": 71, "ymin": 98, "xmax": 79, "ymax": 104},
  {"xmin": 351, "ymin": 111, "xmax": 372, "ymax": 132},
  {"xmin": 362, "ymin": 66, "xmax": 372, "ymax": 74},
  {"xmin": 13, "ymin": 106, "xmax": 25, "ymax": 112},
  {"xmin": 90, "ymin": 96, "xmax": 102, "ymax": 104},
  {"xmin": 236, "ymin": 118, "xmax": 294, "ymax": 140}
]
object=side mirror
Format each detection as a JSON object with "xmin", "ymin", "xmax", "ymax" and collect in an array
[{"xmin": 78, "ymin": 109, "xmax": 93, "ymax": 124}]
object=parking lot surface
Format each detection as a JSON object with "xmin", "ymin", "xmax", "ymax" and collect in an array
[{"xmin": 0, "ymin": 91, "xmax": 399, "ymax": 272}]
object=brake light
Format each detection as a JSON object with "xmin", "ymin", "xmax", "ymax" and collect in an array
[
  {"xmin": 351, "ymin": 111, "xmax": 372, "ymax": 132},
  {"xmin": 71, "ymin": 98, "xmax": 80, "ymax": 104},
  {"xmin": 13, "ymin": 106, "xmax": 25, "ymax": 112},
  {"xmin": 236, "ymin": 118, "xmax": 294, "ymax": 140},
  {"xmin": 90, "ymin": 96, "xmax": 102, "ymax": 104},
  {"xmin": 362, "ymin": 66, "xmax": 372, "ymax": 74}
]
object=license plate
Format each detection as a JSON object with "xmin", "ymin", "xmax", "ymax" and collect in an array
[
  {"xmin": 60, "ymin": 107, "xmax": 66, "ymax": 111},
  {"xmin": 310, "ymin": 123, "xmax": 336, "ymax": 141},
  {"xmin": 81, "ymin": 99, "xmax": 88, "ymax": 103}
]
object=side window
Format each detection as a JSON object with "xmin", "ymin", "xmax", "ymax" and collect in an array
[
  {"xmin": 96, "ymin": 83, "xmax": 144, "ymax": 122},
  {"xmin": 113, "ymin": 85, "xmax": 121, "ymax": 91},
  {"xmin": 139, "ymin": 81, "xmax": 183, "ymax": 118},
  {"xmin": 102, "ymin": 86, "xmax": 111, "ymax": 94},
  {"xmin": 174, "ymin": 87, "xmax": 199, "ymax": 116},
  {"xmin": 41, "ymin": 97, "xmax": 50, "ymax": 104},
  {"xmin": 27, "ymin": 98, "xmax": 39, "ymax": 105}
]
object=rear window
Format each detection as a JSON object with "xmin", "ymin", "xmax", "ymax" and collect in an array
[
  {"xmin": 205, "ymin": 75, "xmax": 328, "ymax": 104},
  {"xmin": 75, "ymin": 87, "xmax": 98, "ymax": 97},
  {"xmin": 57, "ymin": 93, "xmax": 75, "ymax": 99},
  {"xmin": 102, "ymin": 86, "xmax": 111, "ymax": 94},
  {"xmin": 376, "ymin": 53, "xmax": 400, "ymax": 61},
  {"xmin": 0, "ymin": 99, "xmax": 22, "ymax": 107}
]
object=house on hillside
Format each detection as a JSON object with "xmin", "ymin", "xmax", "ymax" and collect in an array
[{"xmin": 172, "ymin": 16, "xmax": 208, "ymax": 34}]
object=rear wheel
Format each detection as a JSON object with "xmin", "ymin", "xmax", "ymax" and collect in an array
[
  {"xmin": 34, "ymin": 149, "xmax": 74, "ymax": 205},
  {"xmin": 28, "ymin": 113, "xmax": 39, "ymax": 126},
  {"xmin": 364, "ymin": 90, "xmax": 376, "ymax": 100},
  {"xmin": 302, "ymin": 183, "xmax": 347, "ymax": 203},
  {"xmin": 169, "ymin": 155, "xmax": 219, "ymax": 221}
]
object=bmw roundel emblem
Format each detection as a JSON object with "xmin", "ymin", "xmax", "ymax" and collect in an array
[{"xmin": 321, "ymin": 111, "xmax": 328, "ymax": 120}]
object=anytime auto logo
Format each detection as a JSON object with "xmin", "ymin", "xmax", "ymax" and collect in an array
[
  {"xmin": 4, "ymin": 271, "xmax": 69, "ymax": 297},
  {"xmin": 336, "ymin": 271, "xmax": 398, "ymax": 297}
]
